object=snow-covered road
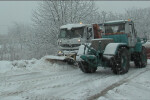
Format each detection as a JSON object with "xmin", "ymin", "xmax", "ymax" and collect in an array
[{"xmin": 0, "ymin": 58, "xmax": 150, "ymax": 100}]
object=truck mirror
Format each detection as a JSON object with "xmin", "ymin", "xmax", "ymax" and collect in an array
[
  {"xmin": 88, "ymin": 28, "xmax": 92, "ymax": 32},
  {"xmin": 57, "ymin": 34, "xmax": 59, "ymax": 39}
]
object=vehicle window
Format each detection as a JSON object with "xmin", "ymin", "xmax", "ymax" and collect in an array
[
  {"xmin": 59, "ymin": 27, "xmax": 84, "ymax": 39},
  {"xmin": 105, "ymin": 24, "xmax": 125, "ymax": 34},
  {"xmin": 73, "ymin": 27, "xmax": 84, "ymax": 38},
  {"xmin": 59, "ymin": 30, "xmax": 66, "ymax": 38}
]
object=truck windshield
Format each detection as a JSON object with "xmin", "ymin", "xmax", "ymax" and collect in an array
[
  {"xmin": 104, "ymin": 24, "xmax": 125, "ymax": 34},
  {"xmin": 59, "ymin": 27, "xmax": 84, "ymax": 39}
]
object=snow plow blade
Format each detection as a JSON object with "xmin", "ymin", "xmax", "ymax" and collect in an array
[{"xmin": 44, "ymin": 55, "xmax": 75, "ymax": 64}]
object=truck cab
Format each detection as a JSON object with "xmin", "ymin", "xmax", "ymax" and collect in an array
[{"xmin": 57, "ymin": 23, "xmax": 98, "ymax": 56}]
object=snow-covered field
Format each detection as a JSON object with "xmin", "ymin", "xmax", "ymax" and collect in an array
[{"xmin": 0, "ymin": 57, "xmax": 150, "ymax": 100}]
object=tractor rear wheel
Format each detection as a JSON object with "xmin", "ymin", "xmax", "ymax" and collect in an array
[
  {"xmin": 134, "ymin": 46, "xmax": 147, "ymax": 68},
  {"xmin": 112, "ymin": 47, "xmax": 130, "ymax": 74},
  {"xmin": 78, "ymin": 61, "xmax": 97, "ymax": 73}
]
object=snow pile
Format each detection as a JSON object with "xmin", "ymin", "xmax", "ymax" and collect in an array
[
  {"xmin": 31, "ymin": 56, "xmax": 75, "ymax": 72},
  {"xmin": 0, "ymin": 56, "xmax": 76, "ymax": 74},
  {"xmin": 0, "ymin": 58, "xmax": 37, "ymax": 74},
  {"xmin": 12, "ymin": 58, "xmax": 36, "ymax": 69}
]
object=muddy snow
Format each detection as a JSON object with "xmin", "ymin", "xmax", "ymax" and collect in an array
[{"xmin": 0, "ymin": 57, "xmax": 150, "ymax": 100}]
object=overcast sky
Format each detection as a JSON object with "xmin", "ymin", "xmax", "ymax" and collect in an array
[{"xmin": 0, "ymin": 1, "xmax": 150, "ymax": 34}]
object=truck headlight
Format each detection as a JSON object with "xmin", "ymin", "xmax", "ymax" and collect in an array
[
  {"xmin": 78, "ymin": 39, "xmax": 81, "ymax": 42},
  {"xmin": 58, "ymin": 51, "xmax": 62, "ymax": 54},
  {"xmin": 57, "ymin": 51, "xmax": 64, "ymax": 56}
]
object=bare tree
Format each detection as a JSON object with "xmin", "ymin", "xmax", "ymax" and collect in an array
[
  {"xmin": 32, "ymin": 0, "xmax": 100, "ymax": 57},
  {"xmin": 123, "ymin": 7, "xmax": 150, "ymax": 38}
]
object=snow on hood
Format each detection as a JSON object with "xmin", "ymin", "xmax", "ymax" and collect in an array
[
  {"xmin": 60, "ymin": 24, "xmax": 86, "ymax": 30},
  {"xmin": 143, "ymin": 41, "xmax": 150, "ymax": 48}
]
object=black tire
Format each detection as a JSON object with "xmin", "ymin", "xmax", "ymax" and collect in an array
[
  {"xmin": 134, "ymin": 46, "xmax": 147, "ymax": 68},
  {"xmin": 112, "ymin": 47, "xmax": 130, "ymax": 75},
  {"xmin": 67, "ymin": 59, "xmax": 75, "ymax": 65},
  {"xmin": 78, "ymin": 61, "xmax": 97, "ymax": 73}
]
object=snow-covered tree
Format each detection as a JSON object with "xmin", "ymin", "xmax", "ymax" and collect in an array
[
  {"xmin": 5, "ymin": 22, "xmax": 35, "ymax": 60},
  {"xmin": 123, "ymin": 7, "xmax": 150, "ymax": 38},
  {"xmin": 32, "ymin": 0, "xmax": 100, "ymax": 57}
]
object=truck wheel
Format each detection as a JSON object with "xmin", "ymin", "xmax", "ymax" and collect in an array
[
  {"xmin": 67, "ymin": 59, "xmax": 75, "ymax": 65},
  {"xmin": 112, "ymin": 47, "xmax": 130, "ymax": 74},
  {"xmin": 78, "ymin": 61, "xmax": 97, "ymax": 73},
  {"xmin": 134, "ymin": 47, "xmax": 147, "ymax": 68}
]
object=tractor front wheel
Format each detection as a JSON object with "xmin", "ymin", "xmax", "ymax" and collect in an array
[
  {"xmin": 78, "ymin": 61, "xmax": 97, "ymax": 73},
  {"xmin": 112, "ymin": 47, "xmax": 130, "ymax": 74}
]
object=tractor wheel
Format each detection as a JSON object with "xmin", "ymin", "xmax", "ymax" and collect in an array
[
  {"xmin": 112, "ymin": 47, "xmax": 130, "ymax": 75},
  {"xmin": 134, "ymin": 46, "xmax": 147, "ymax": 68},
  {"xmin": 78, "ymin": 61, "xmax": 97, "ymax": 73}
]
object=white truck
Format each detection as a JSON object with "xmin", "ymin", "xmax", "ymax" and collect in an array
[{"xmin": 45, "ymin": 23, "xmax": 102, "ymax": 64}]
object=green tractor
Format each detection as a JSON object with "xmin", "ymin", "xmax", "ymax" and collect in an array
[{"xmin": 77, "ymin": 20, "xmax": 147, "ymax": 74}]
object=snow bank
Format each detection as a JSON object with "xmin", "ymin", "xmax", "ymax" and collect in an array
[
  {"xmin": 0, "ymin": 58, "xmax": 37, "ymax": 74},
  {"xmin": 31, "ymin": 56, "xmax": 75, "ymax": 72},
  {"xmin": 0, "ymin": 56, "xmax": 76, "ymax": 74}
]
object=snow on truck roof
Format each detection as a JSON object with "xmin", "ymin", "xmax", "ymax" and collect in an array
[
  {"xmin": 60, "ymin": 24, "xmax": 87, "ymax": 30},
  {"xmin": 104, "ymin": 20, "xmax": 130, "ymax": 25}
]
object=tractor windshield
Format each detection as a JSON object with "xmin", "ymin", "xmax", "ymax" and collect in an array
[
  {"xmin": 59, "ymin": 27, "xmax": 84, "ymax": 39},
  {"xmin": 104, "ymin": 24, "xmax": 125, "ymax": 34}
]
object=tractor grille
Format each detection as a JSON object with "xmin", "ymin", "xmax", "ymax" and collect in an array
[
  {"xmin": 91, "ymin": 39, "xmax": 114, "ymax": 51},
  {"xmin": 60, "ymin": 44, "xmax": 80, "ymax": 47}
]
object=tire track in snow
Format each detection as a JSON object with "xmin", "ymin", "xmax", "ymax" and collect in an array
[
  {"xmin": 87, "ymin": 67, "xmax": 150, "ymax": 100},
  {"xmin": 0, "ymin": 69, "xmax": 80, "ymax": 86},
  {"xmin": 0, "ymin": 70, "xmax": 112, "ymax": 97},
  {"xmin": 20, "ymin": 74, "xmax": 113, "ymax": 100},
  {"xmin": 0, "ymin": 69, "xmax": 81, "ymax": 96}
]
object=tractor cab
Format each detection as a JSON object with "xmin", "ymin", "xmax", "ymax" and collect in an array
[
  {"xmin": 78, "ymin": 20, "xmax": 147, "ymax": 75},
  {"xmin": 102, "ymin": 20, "xmax": 137, "ymax": 47}
]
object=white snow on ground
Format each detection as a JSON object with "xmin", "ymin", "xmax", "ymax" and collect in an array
[
  {"xmin": 0, "ymin": 61, "xmax": 13, "ymax": 73},
  {"xmin": 97, "ymin": 60, "xmax": 150, "ymax": 100},
  {"xmin": 0, "ymin": 57, "xmax": 150, "ymax": 100}
]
